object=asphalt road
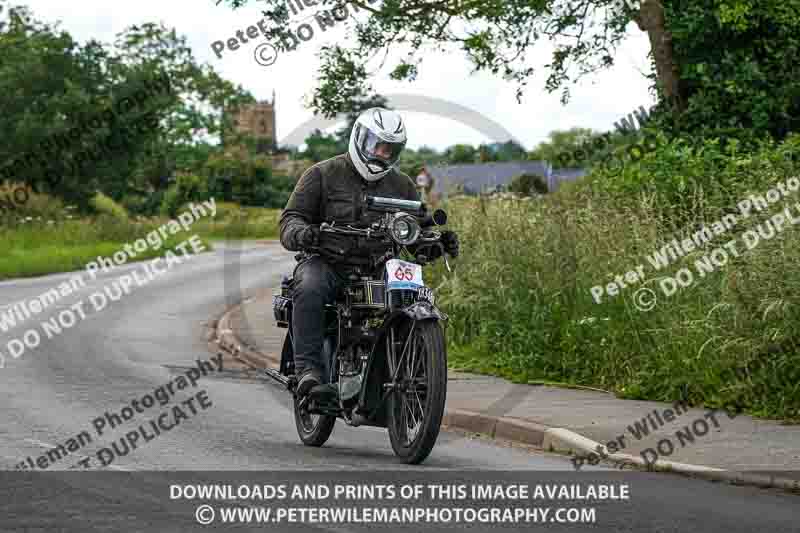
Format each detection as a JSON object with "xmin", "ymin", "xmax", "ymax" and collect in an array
[{"xmin": 0, "ymin": 242, "xmax": 797, "ymax": 532}]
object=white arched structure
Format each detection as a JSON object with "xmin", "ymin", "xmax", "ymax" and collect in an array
[{"xmin": 280, "ymin": 93, "xmax": 522, "ymax": 147}]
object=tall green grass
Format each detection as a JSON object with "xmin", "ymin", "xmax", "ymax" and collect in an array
[
  {"xmin": 1, "ymin": 194, "xmax": 280, "ymax": 280},
  {"xmin": 189, "ymin": 202, "xmax": 280, "ymax": 240},
  {"xmin": 428, "ymin": 140, "xmax": 800, "ymax": 421},
  {"xmin": 0, "ymin": 215, "xmax": 211, "ymax": 280}
]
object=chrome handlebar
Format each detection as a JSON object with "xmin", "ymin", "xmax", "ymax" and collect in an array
[
  {"xmin": 319, "ymin": 214, "xmax": 450, "ymax": 271},
  {"xmin": 319, "ymin": 221, "xmax": 442, "ymax": 242}
]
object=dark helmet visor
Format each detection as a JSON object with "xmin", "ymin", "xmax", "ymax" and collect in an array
[{"xmin": 354, "ymin": 124, "xmax": 406, "ymax": 169}]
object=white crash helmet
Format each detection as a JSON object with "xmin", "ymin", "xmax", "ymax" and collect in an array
[{"xmin": 348, "ymin": 107, "xmax": 407, "ymax": 182}]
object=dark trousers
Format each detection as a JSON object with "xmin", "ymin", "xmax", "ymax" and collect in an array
[{"xmin": 291, "ymin": 256, "xmax": 343, "ymax": 377}]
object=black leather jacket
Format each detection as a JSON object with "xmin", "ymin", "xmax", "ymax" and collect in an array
[{"xmin": 279, "ymin": 153, "xmax": 419, "ymax": 266}]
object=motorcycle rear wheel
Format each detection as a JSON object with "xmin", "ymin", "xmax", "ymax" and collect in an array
[
  {"xmin": 293, "ymin": 395, "xmax": 336, "ymax": 447},
  {"xmin": 387, "ymin": 320, "xmax": 447, "ymax": 464}
]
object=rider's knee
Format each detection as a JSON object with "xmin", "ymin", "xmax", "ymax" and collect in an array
[{"xmin": 295, "ymin": 258, "xmax": 337, "ymax": 297}]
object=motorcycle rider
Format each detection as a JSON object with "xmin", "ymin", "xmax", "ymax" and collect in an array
[{"xmin": 279, "ymin": 108, "xmax": 460, "ymax": 399}]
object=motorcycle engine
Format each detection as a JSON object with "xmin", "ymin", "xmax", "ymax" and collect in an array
[{"xmin": 338, "ymin": 344, "xmax": 367, "ymax": 402}]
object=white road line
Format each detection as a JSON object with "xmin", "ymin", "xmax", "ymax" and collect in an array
[{"xmin": 23, "ymin": 438, "xmax": 132, "ymax": 471}]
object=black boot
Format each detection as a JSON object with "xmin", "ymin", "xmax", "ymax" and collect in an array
[
  {"xmin": 297, "ymin": 368, "xmax": 338, "ymax": 404},
  {"xmin": 296, "ymin": 367, "xmax": 322, "ymax": 398}
]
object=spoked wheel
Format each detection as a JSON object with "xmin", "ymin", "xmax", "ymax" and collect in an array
[
  {"xmin": 387, "ymin": 320, "xmax": 447, "ymax": 464},
  {"xmin": 293, "ymin": 394, "xmax": 336, "ymax": 447}
]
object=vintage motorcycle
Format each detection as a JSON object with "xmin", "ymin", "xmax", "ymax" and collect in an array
[{"xmin": 267, "ymin": 196, "xmax": 452, "ymax": 464}]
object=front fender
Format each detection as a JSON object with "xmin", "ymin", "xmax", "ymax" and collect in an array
[
  {"xmin": 356, "ymin": 300, "xmax": 447, "ymax": 419},
  {"xmin": 391, "ymin": 300, "xmax": 448, "ymax": 324}
]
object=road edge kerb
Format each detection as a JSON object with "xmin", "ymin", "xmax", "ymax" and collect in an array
[
  {"xmin": 212, "ymin": 298, "xmax": 800, "ymax": 494},
  {"xmin": 215, "ymin": 301, "xmax": 280, "ymax": 369}
]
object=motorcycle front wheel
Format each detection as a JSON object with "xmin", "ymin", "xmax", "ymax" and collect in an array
[{"xmin": 387, "ymin": 320, "xmax": 447, "ymax": 464}]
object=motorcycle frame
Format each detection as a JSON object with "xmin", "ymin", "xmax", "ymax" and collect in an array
[
  {"xmin": 272, "ymin": 259, "xmax": 447, "ymax": 429},
  {"xmin": 268, "ymin": 202, "xmax": 449, "ymax": 427}
]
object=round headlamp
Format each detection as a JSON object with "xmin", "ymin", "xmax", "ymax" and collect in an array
[{"xmin": 389, "ymin": 213, "xmax": 420, "ymax": 245}]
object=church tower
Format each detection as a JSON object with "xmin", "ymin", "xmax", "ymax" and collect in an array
[{"xmin": 229, "ymin": 90, "xmax": 277, "ymax": 153}]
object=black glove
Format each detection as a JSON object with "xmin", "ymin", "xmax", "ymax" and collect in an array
[
  {"xmin": 301, "ymin": 225, "xmax": 352, "ymax": 262},
  {"xmin": 318, "ymin": 232, "xmax": 353, "ymax": 262},
  {"xmin": 441, "ymin": 231, "xmax": 460, "ymax": 257},
  {"xmin": 299, "ymin": 225, "xmax": 320, "ymax": 249}
]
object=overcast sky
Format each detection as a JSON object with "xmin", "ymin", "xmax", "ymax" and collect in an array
[{"xmin": 19, "ymin": 0, "xmax": 655, "ymax": 150}]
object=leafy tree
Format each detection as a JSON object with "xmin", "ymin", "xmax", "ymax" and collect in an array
[
  {"xmin": 478, "ymin": 141, "xmax": 527, "ymax": 162},
  {"xmin": 0, "ymin": 3, "xmax": 119, "ymax": 208},
  {"xmin": 113, "ymin": 22, "xmax": 255, "ymax": 198},
  {"xmin": 655, "ymin": 0, "xmax": 800, "ymax": 141},
  {"xmin": 218, "ymin": 0, "xmax": 667, "ymax": 113},
  {"xmin": 398, "ymin": 148, "xmax": 424, "ymax": 178},
  {"xmin": 509, "ymin": 173, "xmax": 548, "ymax": 196},
  {"xmin": 220, "ymin": 0, "xmax": 800, "ymax": 143},
  {"xmin": 0, "ymin": 1, "xmax": 255, "ymax": 211},
  {"xmin": 160, "ymin": 172, "xmax": 209, "ymax": 216},
  {"xmin": 443, "ymin": 144, "xmax": 477, "ymax": 164},
  {"xmin": 397, "ymin": 145, "xmax": 438, "ymax": 176},
  {"xmin": 529, "ymin": 126, "xmax": 650, "ymax": 169},
  {"xmin": 528, "ymin": 128, "xmax": 597, "ymax": 166},
  {"xmin": 202, "ymin": 146, "xmax": 291, "ymax": 208},
  {"xmin": 297, "ymin": 129, "xmax": 343, "ymax": 163}
]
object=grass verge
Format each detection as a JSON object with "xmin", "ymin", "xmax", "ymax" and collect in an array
[
  {"xmin": 427, "ymin": 188, "xmax": 800, "ymax": 422},
  {"xmin": 0, "ymin": 200, "xmax": 281, "ymax": 280},
  {"xmin": 0, "ymin": 215, "xmax": 211, "ymax": 280},
  {"xmin": 191, "ymin": 202, "xmax": 280, "ymax": 241}
]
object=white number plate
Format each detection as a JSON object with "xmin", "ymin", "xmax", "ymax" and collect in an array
[{"xmin": 386, "ymin": 259, "xmax": 424, "ymax": 290}]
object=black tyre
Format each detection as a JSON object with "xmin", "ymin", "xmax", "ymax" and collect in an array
[
  {"xmin": 293, "ymin": 395, "xmax": 336, "ymax": 447},
  {"xmin": 387, "ymin": 320, "xmax": 447, "ymax": 464}
]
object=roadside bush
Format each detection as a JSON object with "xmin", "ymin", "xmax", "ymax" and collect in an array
[
  {"xmin": 90, "ymin": 192, "xmax": 129, "ymax": 221},
  {"xmin": 122, "ymin": 191, "xmax": 165, "ymax": 216},
  {"xmin": 428, "ymin": 140, "xmax": 800, "ymax": 420},
  {"xmin": 207, "ymin": 201, "xmax": 242, "ymax": 221},
  {"xmin": 0, "ymin": 215, "xmax": 210, "ymax": 280},
  {"xmin": 160, "ymin": 173, "xmax": 210, "ymax": 217},
  {"xmin": 0, "ymin": 182, "xmax": 66, "ymax": 222},
  {"xmin": 509, "ymin": 173, "xmax": 548, "ymax": 196},
  {"xmin": 190, "ymin": 202, "xmax": 281, "ymax": 240},
  {"xmin": 583, "ymin": 132, "xmax": 800, "ymax": 226},
  {"xmin": 159, "ymin": 185, "xmax": 183, "ymax": 217}
]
